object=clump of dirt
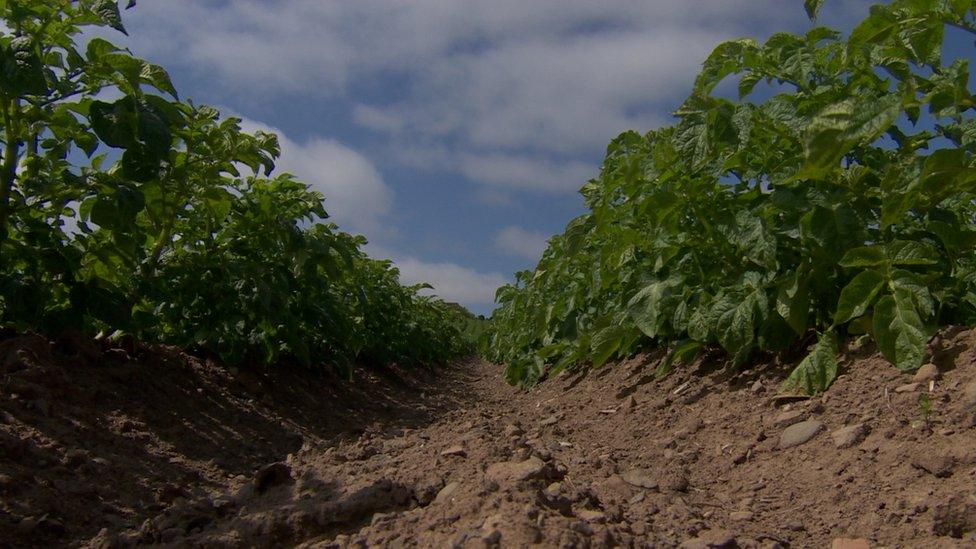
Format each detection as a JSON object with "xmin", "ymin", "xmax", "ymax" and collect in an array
[{"xmin": 2, "ymin": 327, "xmax": 976, "ymax": 547}]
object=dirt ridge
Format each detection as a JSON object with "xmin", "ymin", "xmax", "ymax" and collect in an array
[{"xmin": 2, "ymin": 329, "xmax": 976, "ymax": 547}]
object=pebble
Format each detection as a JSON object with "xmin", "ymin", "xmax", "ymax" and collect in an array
[
  {"xmin": 831, "ymin": 423, "xmax": 869, "ymax": 449},
  {"xmin": 577, "ymin": 509, "xmax": 606, "ymax": 523},
  {"xmin": 895, "ymin": 383, "xmax": 919, "ymax": 393},
  {"xmin": 679, "ymin": 529, "xmax": 736, "ymax": 549},
  {"xmin": 729, "ymin": 511, "xmax": 754, "ymax": 521},
  {"xmin": 910, "ymin": 454, "xmax": 955, "ymax": 478},
  {"xmin": 434, "ymin": 482, "xmax": 459, "ymax": 504},
  {"xmin": 440, "ymin": 446, "xmax": 466, "ymax": 457},
  {"xmin": 540, "ymin": 416, "xmax": 558, "ymax": 426},
  {"xmin": 253, "ymin": 462, "xmax": 292, "ymax": 493},
  {"xmin": 779, "ymin": 420, "xmax": 823, "ymax": 449},
  {"xmin": 485, "ymin": 456, "xmax": 546, "ymax": 483},
  {"xmin": 912, "ymin": 363, "xmax": 940, "ymax": 383},
  {"xmin": 772, "ymin": 410, "xmax": 806, "ymax": 429},
  {"xmin": 963, "ymin": 381, "xmax": 976, "ymax": 406},
  {"xmin": 751, "ymin": 380, "xmax": 763, "ymax": 393},
  {"xmin": 620, "ymin": 468, "xmax": 659, "ymax": 490}
]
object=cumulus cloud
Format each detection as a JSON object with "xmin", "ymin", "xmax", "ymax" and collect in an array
[
  {"xmin": 236, "ymin": 118, "xmax": 394, "ymax": 237},
  {"xmin": 117, "ymin": 0, "xmax": 871, "ymax": 195},
  {"xmin": 494, "ymin": 226, "xmax": 551, "ymax": 261},
  {"xmin": 394, "ymin": 257, "xmax": 508, "ymax": 306},
  {"xmin": 459, "ymin": 153, "xmax": 595, "ymax": 193},
  {"xmin": 367, "ymin": 244, "xmax": 507, "ymax": 306}
]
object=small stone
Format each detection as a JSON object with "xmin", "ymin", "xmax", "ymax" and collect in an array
[
  {"xmin": 578, "ymin": 509, "xmax": 606, "ymax": 523},
  {"xmin": 831, "ymin": 423, "xmax": 869, "ymax": 449},
  {"xmin": 440, "ymin": 446, "xmax": 466, "ymax": 457},
  {"xmin": 62, "ymin": 449, "xmax": 89, "ymax": 468},
  {"xmin": 772, "ymin": 410, "xmax": 806, "ymax": 429},
  {"xmin": 831, "ymin": 539, "xmax": 871, "ymax": 549},
  {"xmin": 779, "ymin": 420, "xmax": 824, "ymax": 449},
  {"xmin": 751, "ymin": 380, "xmax": 763, "ymax": 393},
  {"xmin": 629, "ymin": 491, "xmax": 646, "ymax": 504},
  {"xmin": 962, "ymin": 381, "xmax": 976, "ymax": 405},
  {"xmin": 485, "ymin": 456, "xmax": 547, "ymax": 484},
  {"xmin": 895, "ymin": 383, "xmax": 920, "ymax": 393},
  {"xmin": 910, "ymin": 454, "xmax": 955, "ymax": 478},
  {"xmin": 253, "ymin": 462, "xmax": 292, "ymax": 494},
  {"xmin": 679, "ymin": 529, "xmax": 736, "ymax": 548},
  {"xmin": 540, "ymin": 415, "xmax": 558, "ymax": 426},
  {"xmin": 504, "ymin": 424, "xmax": 524, "ymax": 437},
  {"xmin": 620, "ymin": 469, "xmax": 659, "ymax": 490},
  {"xmin": 912, "ymin": 363, "xmax": 940, "ymax": 383},
  {"xmin": 434, "ymin": 482, "xmax": 459, "ymax": 504},
  {"xmin": 730, "ymin": 511, "xmax": 754, "ymax": 521}
]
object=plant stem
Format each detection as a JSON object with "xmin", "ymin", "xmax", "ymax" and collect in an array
[{"xmin": 0, "ymin": 97, "xmax": 22, "ymax": 247}]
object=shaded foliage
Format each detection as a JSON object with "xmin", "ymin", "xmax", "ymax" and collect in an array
[{"xmin": 0, "ymin": 1, "xmax": 469, "ymax": 374}]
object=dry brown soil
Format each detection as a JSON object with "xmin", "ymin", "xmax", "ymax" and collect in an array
[{"xmin": 2, "ymin": 327, "xmax": 976, "ymax": 548}]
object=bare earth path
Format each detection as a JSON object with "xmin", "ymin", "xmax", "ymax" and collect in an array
[{"xmin": 2, "ymin": 329, "xmax": 976, "ymax": 547}]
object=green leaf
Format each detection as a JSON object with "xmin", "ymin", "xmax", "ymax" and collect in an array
[
  {"xmin": 801, "ymin": 94, "xmax": 902, "ymax": 177},
  {"xmin": 0, "ymin": 37, "xmax": 47, "ymax": 96},
  {"xmin": 839, "ymin": 246, "xmax": 886, "ymax": 268},
  {"xmin": 590, "ymin": 325, "xmax": 624, "ymax": 368},
  {"xmin": 780, "ymin": 331, "xmax": 839, "ymax": 396},
  {"xmin": 656, "ymin": 339, "xmax": 701, "ymax": 379},
  {"xmin": 710, "ymin": 285, "xmax": 766, "ymax": 365},
  {"xmin": 94, "ymin": 0, "xmax": 128, "ymax": 35},
  {"xmin": 834, "ymin": 269, "xmax": 884, "ymax": 325},
  {"xmin": 885, "ymin": 240, "xmax": 941, "ymax": 267},
  {"xmin": 804, "ymin": 0, "xmax": 824, "ymax": 20},
  {"xmin": 872, "ymin": 294, "xmax": 928, "ymax": 372},
  {"xmin": 776, "ymin": 270, "xmax": 810, "ymax": 335}
]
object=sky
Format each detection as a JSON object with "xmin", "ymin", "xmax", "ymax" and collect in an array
[{"xmin": 107, "ymin": 0, "xmax": 886, "ymax": 315}]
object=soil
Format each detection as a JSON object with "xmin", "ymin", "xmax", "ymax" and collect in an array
[{"xmin": 2, "ymin": 327, "xmax": 976, "ymax": 548}]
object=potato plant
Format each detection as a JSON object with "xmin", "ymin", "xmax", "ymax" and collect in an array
[
  {"xmin": 0, "ymin": 1, "xmax": 470, "ymax": 373},
  {"xmin": 486, "ymin": 0, "xmax": 976, "ymax": 393}
]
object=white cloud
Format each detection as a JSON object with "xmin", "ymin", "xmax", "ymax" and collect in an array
[
  {"xmin": 395, "ymin": 257, "xmax": 508, "ymax": 306},
  {"xmin": 366, "ymin": 243, "xmax": 507, "ymax": 306},
  {"xmin": 459, "ymin": 153, "xmax": 595, "ymax": 193},
  {"xmin": 494, "ymin": 226, "xmax": 551, "ymax": 261},
  {"xmin": 236, "ymin": 118, "xmax": 394, "ymax": 238},
  {"xmin": 117, "ymin": 0, "xmax": 871, "ymax": 195}
]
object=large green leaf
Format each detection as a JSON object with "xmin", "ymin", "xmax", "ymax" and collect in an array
[
  {"xmin": 801, "ymin": 94, "xmax": 902, "ymax": 177},
  {"xmin": 780, "ymin": 331, "xmax": 839, "ymax": 395},
  {"xmin": 834, "ymin": 269, "xmax": 885, "ymax": 325},
  {"xmin": 872, "ymin": 294, "xmax": 929, "ymax": 371}
]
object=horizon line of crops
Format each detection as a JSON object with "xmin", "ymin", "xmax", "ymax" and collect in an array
[
  {"xmin": 485, "ymin": 0, "xmax": 976, "ymax": 394},
  {"xmin": 0, "ymin": 1, "xmax": 472, "ymax": 375}
]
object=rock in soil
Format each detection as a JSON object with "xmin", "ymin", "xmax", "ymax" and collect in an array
[
  {"xmin": 831, "ymin": 423, "xmax": 869, "ymax": 449},
  {"xmin": 912, "ymin": 363, "xmax": 940, "ymax": 383},
  {"xmin": 778, "ymin": 420, "xmax": 824, "ymax": 449}
]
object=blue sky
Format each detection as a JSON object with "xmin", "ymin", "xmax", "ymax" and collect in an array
[{"xmin": 108, "ymin": 0, "xmax": 897, "ymax": 315}]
